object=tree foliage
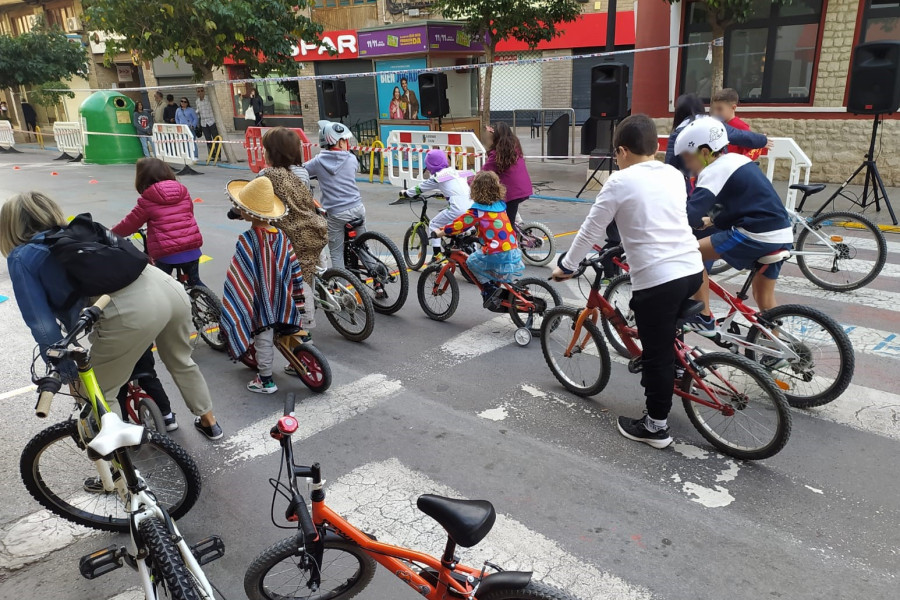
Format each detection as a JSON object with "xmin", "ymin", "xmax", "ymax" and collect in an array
[{"xmin": 0, "ymin": 20, "xmax": 88, "ymax": 95}]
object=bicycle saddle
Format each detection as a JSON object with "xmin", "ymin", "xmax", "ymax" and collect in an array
[
  {"xmin": 88, "ymin": 412, "xmax": 147, "ymax": 458},
  {"xmin": 789, "ymin": 183, "xmax": 826, "ymax": 196},
  {"xmin": 344, "ymin": 216, "xmax": 366, "ymax": 230},
  {"xmin": 417, "ymin": 494, "xmax": 496, "ymax": 548},
  {"xmin": 678, "ymin": 299, "xmax": 706, "ymax": 320},
  {"xmin": 756, "ymin": 249, "xmax": 792, "ymax": 265}
]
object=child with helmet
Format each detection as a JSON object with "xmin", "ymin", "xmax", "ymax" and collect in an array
[{"xmin": 403, "ymin": 149, "xmax": 473, "ymax": 264}]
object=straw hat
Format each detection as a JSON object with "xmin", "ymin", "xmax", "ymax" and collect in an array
[{"xmin": 225, "ymin": 178, "xmax": 288, "ymax": 221}]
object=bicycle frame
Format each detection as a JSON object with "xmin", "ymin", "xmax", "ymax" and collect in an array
[{"xmin": 786, "ymin": 207, "xmax": 847, "ymax": 261}]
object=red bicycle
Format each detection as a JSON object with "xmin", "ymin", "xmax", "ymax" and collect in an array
[{"xmin": 541, "ymin": 248, "xmax": 792, "ymax": 460}]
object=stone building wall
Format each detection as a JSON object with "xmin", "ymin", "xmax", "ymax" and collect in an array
[{"xmin": 813, "ymin": 0, "xmax": 858, "ymax": 108}]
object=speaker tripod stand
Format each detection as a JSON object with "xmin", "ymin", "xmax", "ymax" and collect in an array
[
  {"xmin": 798, "ymin": 114, "xmax": 897, "ymax": 225},
  {"xmin": 576, "ymin": 120, "xmax": 617, "ymax": 198}
]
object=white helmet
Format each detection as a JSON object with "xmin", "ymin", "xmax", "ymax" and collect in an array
[
  {"xmin": 674, "ymin": 116, "xmax": 729, "ymax": 155},
  {"xmin": 318, "ymin": 120, "xmax": 354, "ymax": 147}
]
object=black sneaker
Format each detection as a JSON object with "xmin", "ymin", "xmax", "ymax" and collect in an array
[
  {"xmin": 683, "ymin": 313, "xmax": 717, "ymax": 338},
  {"xmin": 429, "ymin": 251, "xmax": 445, "ymax": 264},
  {"xmin": 164, "ymin": 413, "xmax": 179, "ymax": 432},
  {"xmin": 83, "ymin": 477, "xmax": 110, "ymax": 494},
  {"xmin": 616, "ymin": 416, "xmax": 673, "ymax": 449},
  {"xmin": 194, "ymin": 417, "xmax": 223, "ymax": 441}
]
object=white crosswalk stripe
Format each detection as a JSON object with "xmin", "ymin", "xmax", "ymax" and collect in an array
[
  {"xmin": 0, "ymin": 506, "xmax": 97, "ymax": 571},
  {"xmin": 776, "ymin": 276, "xmax": 900, "ymax": 311}
]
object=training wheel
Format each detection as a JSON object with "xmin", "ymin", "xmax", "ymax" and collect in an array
[{"xmin": 515, "ymin": 327, "xmax": 532, "ymax": 347}]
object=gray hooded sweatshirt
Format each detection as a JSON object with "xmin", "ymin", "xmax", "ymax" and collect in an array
[{"xmin": 304, "ymin": 150, "xmax": 362, "ymax": 214}]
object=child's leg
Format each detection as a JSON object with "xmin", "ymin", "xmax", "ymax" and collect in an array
[
  {"xmin": 116, "ymin": 383, "xmax": 131, "ymax": 419},
  {"xmin": 751, "ymin": 269, "xmax": 779, "ymax": 312},
  {"xmin": 254, "ymin": 328, "xmax": 275, "ymax": 379},
  {"xmin": 693, "ymin": 237, "xmax": 721, "ymax": 316},
  {"xmin": 182, "ymin": 259, "xmax": 204, "ymax": 288}
]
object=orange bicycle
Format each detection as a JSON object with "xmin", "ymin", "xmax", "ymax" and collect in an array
[{"xmin": 243, "ymin": 393, "xmax": 582, "ymax": 600}]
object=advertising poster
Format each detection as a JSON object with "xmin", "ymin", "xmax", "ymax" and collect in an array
[
  {"xmin": 376, "ymin": 58, "xmax": 427, "ymax": 120},
  {"xmin": 359, "ymin": 26, "xmax": 428, "ymax": 57}
]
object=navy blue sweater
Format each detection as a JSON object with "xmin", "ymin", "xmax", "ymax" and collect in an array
[{"xmin": 665, "ymin": 119, "xmax": 768, "ymax": 179}]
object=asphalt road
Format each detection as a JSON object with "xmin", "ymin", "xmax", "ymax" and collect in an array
[{"xmin": 0, "ymin": 151, "xmax": 898, "ymax": 600}]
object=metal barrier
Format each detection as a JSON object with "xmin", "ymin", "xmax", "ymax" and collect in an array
[
  {"xmin": 52, "ymin": 121, "xmax": 84, "ymax": 161},
  {"xmin": 245, "ymin": 126, "xmax": 313, "ymax": 174},
  {"xmin": 511, "ymin": 108, "xmax": 576, "ymax": 164},
  {"xmin": 757, "ymin": 138, "xmax": 812, "ymax": 210},
  {"xmin": 35, "ymin": 125, "xmax": 45, "ymax": 150},
  {"xmin": 153, "ymin": 123, "xmax": 201, "ymax": 175},
  {"xmin": 206, "ymin": 135, "xmax": 223, "ymax": 166},
  {"xmin": 383, "ymin": 130, "xmax": 486, "ymax": 187},
  {"xmin": 0, "ymin": 120, "xmax": 19, "ymax": 153}
]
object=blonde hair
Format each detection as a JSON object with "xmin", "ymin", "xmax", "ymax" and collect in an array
[
  {"xmin": 470, "ymin": 170, "xmax": 506, "ymax": 204},
  {"xmin": 0, "ymin": 192, "xmax": 66, "ymax": 256}
]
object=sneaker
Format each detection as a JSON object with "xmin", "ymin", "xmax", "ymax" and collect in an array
[
  {"xmin": 373, "ymin": 284, "xmax": 388, "ymax": 300},
  {"xmin": 248, "ymin": 376, "xmax": 278, "ymax": 394},
  {"xmin": 194, "ymin": 417, "xmax": 224, "ymax": 441},
  {"xmin": 616, "ymin": 415, "xmax": 673, "ymax": 449},
  {"xmin": 284, "ymin": 365, "xmax": 297, "ymax": 376},
  {"xmin": 429, "ymin": 252, "xmax": 444, "ymax": 264},
  {"xmin": 683, "ymin": 313, "xmax": 717, "ymax": 338},
  {"xmin": 482, "ymin": 287, "xmax": 508, "ymax": 311},
  {"xmin": 164, "ymin": 413, "xmax": 179, "ymax": 432},
  {"xmin": 83, "ymin": 477, "xmax": 110, "ymax": 494},
  {"xmin": 760, "ymin": 355, "xmax": 790, "ymax": 371}
]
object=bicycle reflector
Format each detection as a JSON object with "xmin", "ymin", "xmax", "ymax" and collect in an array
[
  {"xmin": 830, "ymin": 235, "xmax": 843, "ymax": 243},
  {"xmin": 277, "ymin": 415, "xmax": 299, "ymax": 436}
]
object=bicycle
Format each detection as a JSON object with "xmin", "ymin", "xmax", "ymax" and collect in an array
[
  {"xmin": 396, "ymin": 192, "xmax": 556, "ymax": 269},
  {"xmin": 417, "ymin": 232, "xmax": 562, "ymax": 346},
  {"xmin": 21, "ymin": 296, "xmax": 222, "ymax": 599},
  {"xmin": 122, "ymin": 375, "xmax": 166, "ymax": 433},
  {"xmin": 601, "ymin": 246, "xmax": 855, "ymax": 408},
  {"xmin": 312, "ymin": 264, "xmax": 376, "ymax": 342},
  {"xmin": 541, "ymin": 253, "xmax": 792, "ymax": 460},
  {"xmin": 242, "ymin": 392, "xmax": 582, "ymax": 600},
  {"xmin": 340, "ymin": 215, "xmax": 410, "ymax": 315},
  {"xmin": 135, "ymin": 230, "xmax": 226, "ymax": 351},
  {"xmin": 238, "ymin": 324, "xmax": 333, "ymax": 393}
]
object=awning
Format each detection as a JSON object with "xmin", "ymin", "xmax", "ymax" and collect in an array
[{"xmin": 496, "ymin": 11, "xmax": 636, "ymax": 52}]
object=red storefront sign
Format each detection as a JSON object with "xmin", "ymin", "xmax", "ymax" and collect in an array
[
  {"xmin": 223, "ymin": 29, "xmax": 359, "ymax": 65},
  {"xmin": 495, "ymin": 11, "xmax": 636, "ymax": 52}
]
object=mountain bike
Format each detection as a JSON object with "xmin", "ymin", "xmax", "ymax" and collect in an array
[
  {"xmin": 417, "ymin": 231, "xmax": 562, "ymax": 346},
  {"xmin": 601, "ymin": 246, "xmax": 855, "ymax": 408},
  {"xmin": 238, "ymin": 325, "xmax": 333, "ymax": 393},
  {"xmin": 21, "ymin": 296, "xmax": 222, "ymax": 599},
  {"xmin": 541, "ymin": 253, "xmax": 792, "ymax": 460},
  {"xmin": 340, "ymin": 216, "xmax": 409, "ymax": 315},
  {"xmin": 313, "ymin": 265, "xmax": 375, "ymax": 342},
  {"xmin": 242, "ymin": 392, "xmax": 582, "ymax": 600}
]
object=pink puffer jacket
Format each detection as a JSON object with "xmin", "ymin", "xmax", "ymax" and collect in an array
[{"xmin": 112, "ymin": 180, "xmax": 203, "ymax": 260}]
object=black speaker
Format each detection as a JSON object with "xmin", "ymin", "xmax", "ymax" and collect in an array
[
  {"xmin": 848, "ymin": 41, "xmax": 900, "ymax": 115},
  {"xmin": 419, "ymin": 73, "xmax": 450, "ymax": 118},
  {"xmin": 321, "ymin": 79, "xmax": 349, "ymax": 119},
  {"xmin": 590, "ymin": 63, "xmax": 629, "ymax": 120}
]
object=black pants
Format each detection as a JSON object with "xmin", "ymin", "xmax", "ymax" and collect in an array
[
  {"xmin": 201, "ymin": 123, "xmax": 219, "ymax": 142},
  {"xmin": 630, "ymin": 271, "xmax": 704, "ymax": 420},
  {"xmin": 116, "ymin": 346, "xmax": 172, "ymax": 416},
  {"xmin": 156, "ymin": 259, "xmax": 204, "ymax": 287},
  {"xmin": 504, "ymin": 197, "xmax": 527, "ymax": 225}
]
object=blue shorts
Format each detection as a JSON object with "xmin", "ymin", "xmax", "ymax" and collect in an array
[{"xmin": 710, "ymin": 228, "xmax": 791, "ymax": 280}]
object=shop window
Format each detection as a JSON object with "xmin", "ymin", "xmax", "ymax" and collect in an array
[
  {"xmin": 861, "ymin": 1, "xmax": 900, "ymax": 43},
  {"xmin": 680, "ymin": 0, "xmax": 824, "ymax": 103},
  {"xmin": 229, "ymin": 66, "xmax": 303, "ymax": 117}
]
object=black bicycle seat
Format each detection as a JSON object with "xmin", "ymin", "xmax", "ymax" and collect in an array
[
  {"xmin": 344, "ymin": 216, "xmax": 366, "ymax": 230},
  {"xmin": 416, "ymin": 494, "xmax": 496, "ymax": 548},
  {"xmin": 789, "ymin": 183, "xmax": 826, "ymax": 196},
  {"xmin": 678, "ymin": 299, "xmax": 706, "ymax": 320}
]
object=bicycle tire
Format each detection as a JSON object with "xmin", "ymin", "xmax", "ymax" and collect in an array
[
  {"xmin": 240, "ymin": 344, "xmax": 258, "ymax": 370},
  {"xmin": 518, "ymin": 222, "xmax": 556, "ymax": 267},
  {"xmin": 244, "ymin": 536, "xmax": 376, "ymax": 600},
  {"xmin": 417, "ymin": 264, "xmax": 459, "ymax": 321},
  {"xmin": 540, "ymin": 306, "xmax": 611, "ymax": 397},
  {"xmin": 508, "ymin": 277, "xmax": 562, "ymax": 334},
  {"xmin": 20, "ymin": 419, "xmax": 201, "ymax": 533},
  {"xmin": 795, "ymin": 210, "xmax": 887, "ymax": 291},
  {"xmin": 139, "ymin": 516, "xmax": 202, "ymax": 600},
  {"xmin": 708, "ymin": 260, "xmax": 732, "ymax": 276},
  {"xmin": 290, "ymin": 344, "xmax": 333, "ymax": 393},
  {"xmin": 477, "ymin": 580, "xmax": 581, "ymax": 600},
  {"xmin": 353, "ymin": 231, "xmax": 409, "ymax": 315},
  {"xmin": 188, "ymin": 286, "xmax": 227, "ymax": 352},
  {"xmin": 138, "ymin": 397, "xmax": 167, "ymax": 434},
  {"xmin": 681, "ymin": 352, "xmax": 792, "ymax": 460},
  {"xmin": 745, "ymin": 303, "xmax": 855, "ymax": 408},
  {"xmin": 403, "ymin": 224, "xmax": 429, "ymax": 271},
  {"xmin": 600, "ymin": 274, "xmax": 641, "ymax": 358},
  {"xmin": 320, "ymin": 267, "xmax": 375, "ymax": 342}
]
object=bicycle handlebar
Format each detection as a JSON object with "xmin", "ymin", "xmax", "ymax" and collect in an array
[{"xmin": 284, "ymin": 393, "xmax": 296, "ymax": 417}]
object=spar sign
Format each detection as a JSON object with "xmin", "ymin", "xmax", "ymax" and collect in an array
[{"xmin": 291, "ymin": 29, "xmax": 359, "ymax": 61}]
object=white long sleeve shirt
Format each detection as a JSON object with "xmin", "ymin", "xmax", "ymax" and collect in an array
[
  {"xmin": 417, "ymin": 168, "xmax": 473, "ymax": 232},
  {"xmin": 561, "ymin": 161, "xmax": 703, "ymax": 291}
]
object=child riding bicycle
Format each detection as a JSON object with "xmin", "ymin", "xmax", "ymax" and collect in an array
[{"xmin": 551, "ymin": 115, "xmax": 704, "ymax": 449}]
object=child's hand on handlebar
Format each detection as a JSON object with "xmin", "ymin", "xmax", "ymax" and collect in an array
[
  {"xmin": 403, "ymin": 188, "xmax": 418, "ymax": 198},
  {"xmin": 550, "ymin": 266, "xmax": 573, "ymax": 282}
]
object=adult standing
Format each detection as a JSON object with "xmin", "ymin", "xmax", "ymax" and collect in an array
[
  {"xmin": 21, "ymin": 101, "xmax": 37, "ymax": 132},
  {"xmin": 132, "ymin": 100, "xmax": 153, "ymax": 158},
  {"xmin": 163, "ymin": 94, "xmax": 178, "ymax": 124},
  {"xmin": 0, "ymin": 192, "xmax": 223, "ymax": 440},
  {"xmin": 175, "ymin": 97, "xmax": 199, "ymax": 157},
  {"xmin": 195, "ymin": 86, "xmax": 219, "ymax": 159},
  {"xmin": 152, "ymin": 91, "xmax": 166, "ymax": 126},
  {"xmin": 0, "ymin": 101, "xmax": 9, "ymax": 121},
  {"xmin": 249, "ymin": 89, "xmax": 264, "ymax": 127},
  {"xmin": 400, "ymin": 78, "xmax": 418, "ymax": 119},
  {"xmin": 482, "ymin": 122, "xmax": 533, "ymax": 224}
]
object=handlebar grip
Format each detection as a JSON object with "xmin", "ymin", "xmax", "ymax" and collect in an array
[
  {"xmin": 296, "ymin": 500, "xmax": 319, "ymax": 544},
  {"xmin": 93, "ymin": 295, "xmax": 111, "ymax": 311},
  {"xmin": 284, "ymin": 393, "xmax": 296, "ymax": 416},
  {"xmin": 35, "ymin": 390, "xmax": 54, "ymax": 418}
]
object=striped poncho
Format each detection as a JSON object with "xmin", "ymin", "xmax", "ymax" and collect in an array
[{"xmin": 221, "ymin": 226, "xmax": 305, "ymax": 361}]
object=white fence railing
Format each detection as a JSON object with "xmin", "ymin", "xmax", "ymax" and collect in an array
[
  {"xmin": 384, "ymin": 130, "xmax": 485, "ymax": 187},
  {"xmin": 0, "ymin": 120, "xmax": 16, "ymax": 151},
  {"xmin": 52, "ymin": 121, "xmax": 84, "ymax": 161},
  {"xmin": 152, "ymin": 123, "xmax": 200, "ymax": 174},
  {"xmin": 757, "ymin": 137, "xmax": 813, "ymax": 210}
]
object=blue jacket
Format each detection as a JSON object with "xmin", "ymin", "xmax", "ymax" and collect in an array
[
  {"xmin": 175, "ymin": 107, "xmax": 198, "ymax": 128},
  {"xmin": 665, "ymin": 119, "xmax": 767, "ymax": 180},
  {"xmin": 7, "ymin": 234, "xmax": 82, "ymax": 382}
]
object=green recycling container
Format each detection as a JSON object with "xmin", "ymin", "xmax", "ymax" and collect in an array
[{"xmin": 80, "ymin": 91, "xmax": 144, "ymax": 164}]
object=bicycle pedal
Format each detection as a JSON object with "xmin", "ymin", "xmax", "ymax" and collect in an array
[
  {"xmin": 79, "ymin": 545, "xmax": 124, "ymax": 579},
  {"xmin": 190, "ymin": 535, "xmax": 225, "ymax": 566}
]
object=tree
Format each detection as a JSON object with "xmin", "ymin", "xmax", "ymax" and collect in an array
[
  {"xmin": 82, "ymin": 0, "xmax": 323, "ymax": 162},
  {"xmin": 435, "ymin": 0, "xmax": 582, "ymax": 129},
  {"xmin": 663, "ymin": 0, "xmax": 789, "ymax": 93}
]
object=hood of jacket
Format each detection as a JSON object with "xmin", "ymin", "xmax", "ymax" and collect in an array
[
  {"xmin": 314, "ymin": 150, "xmax": 356, "ymax": 176},
  {"xmin": 142, "ymin": 180, "xmax": 189, "ymax": 206},
  {"xmin": 472, "ymin": 200, "xmax": 507, "ymax": 212}
]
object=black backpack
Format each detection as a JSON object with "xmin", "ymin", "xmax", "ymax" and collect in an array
[{"xmin": 39, "ymin": 213, "xmax": 148, "ymax": 305}]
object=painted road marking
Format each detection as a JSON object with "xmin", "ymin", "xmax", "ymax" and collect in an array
[
  {"xmin": 776, "ymin": 276, "xmax": 900, "ymax": 311},
  {"xmin": 439, "ymin": 315, "xmax": 518, "ymax": 362},
  {"xmin": 327, "ymin": 459, "xmax": 653, "ymax": 600},
  {"xmin": 0, "ymin": 385, "xmax": 36, "ymax": 401},
  {"xmin": 219, "ymin": 373, "xmax": 402, "ymax": 467},
  {"xmin": 106, "ymin": 589, "xmax": 142, "ymax": 600},
  {"xmin": 0, "ymin": 294, "xmax": 7, "ymax": 303},
  {"xmin": 0, "ymin": 506, "xmax": 96, "ymax": 571}
]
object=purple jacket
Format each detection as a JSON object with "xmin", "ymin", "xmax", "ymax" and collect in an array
[
  {"xmin": 112, "ymin": 180, "xmax": 203, "ymax": 260},
  {"xmin": 482, "ymin": 150, "xmax": 534, "ymax": 202}
]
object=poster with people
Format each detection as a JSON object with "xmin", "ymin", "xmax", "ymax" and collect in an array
[{"xmin": 376, "ymin": 58, "xmax": 426, "ymax": 120}]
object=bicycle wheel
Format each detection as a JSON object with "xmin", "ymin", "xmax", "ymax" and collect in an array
[
  {"xmin": 709, "ymin": 260, "xmax": 732, "ymax": 276},
  {"xmin": 320, "ymin": 268, "xmax": 375, "ymax": 342},
  {"xmin": 352, "ymin": 231, "xmax": 409, "ymax": 315},
  {"xmin": 540, "ymin": 306, "xmax": 611, "ymax": 396},
  {"xmin": 289, "ymin": 344, "xmax": 333, "ymax": 393},
  {"xmin": 417, "ymin": 264, "xmax": 459, "ymax": 321},
  {"xmin": 601, "ymin": 274, "xmax": 642, "ymax": 358},
  {"xmin": 477, "ymin": 580, "xmax": 581, "ymax": 600},
  {"xmin": 681, "ymin": 352, "xmax": 792, "ymax": 460},
  {"xmin": 508, "ymin": 277, "xmax": 562, "ymax": 334},
  {"xmin": 20, "ymin": 419, "xmax": 201, "ymax": 533},
  {"xmin": 244, "ymin": 536, "xmax": 376, "ymax": 600},
  {"xmin": 140, "ymin": 516, "xmax": 203, "ymax": 600},
  {"xmin": 403, "ymin": 224, "xmax": 429, "ymax": 271},
  {"xmin": 188, "ymin": 286, "xmax": 226, "ymax": 352},
  {"xmin": 240, "ymin": 344, "xmax": 258, "ymax": 370},
  {"xmin": 745, "ymin": 304, "xmax": 855, "ymax": 408},
  {"xmin": 138, "ymin": 397, "xmax": 167, "ymax": 434},
  {"xmin": 518, "ymin": 222, "xmax": 556, "ymax": 267},
  {"xmin": 795, "ymin": 210, "xmax": 887, "ymax": 291}
]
